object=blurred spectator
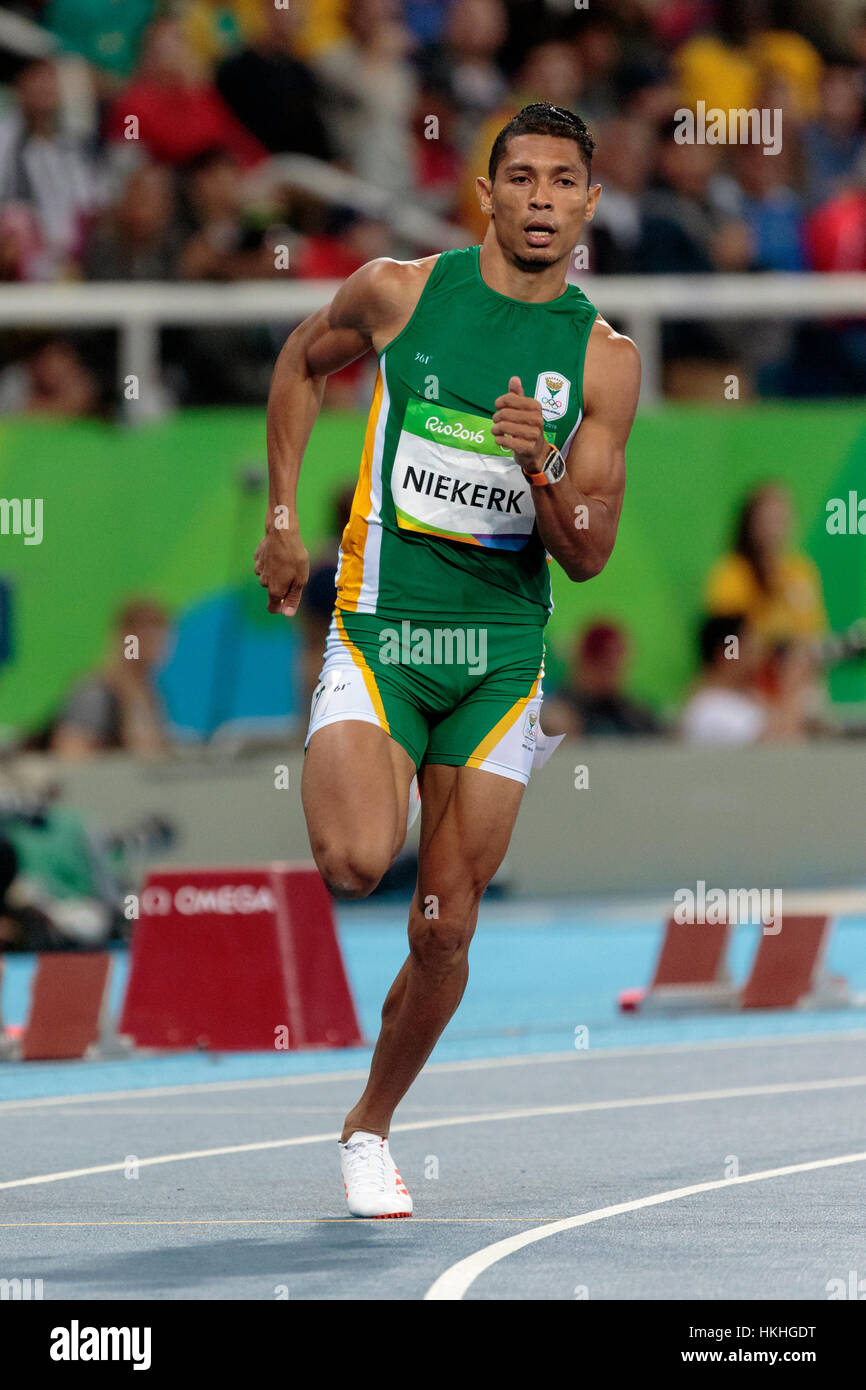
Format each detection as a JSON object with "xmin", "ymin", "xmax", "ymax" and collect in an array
[
  {"xmin": 106, "ymin": 18, "xmax": 265, "ymax": 169},
  {"xmin": 705, "ymin": 483, "xmax": 827, "ymax": 648},
  {"xmin": 51, "ymin": 598, "xmax": 173, "ymax": 759},
  {"xmin": 675, "ymin": 2, "xmax": 822, "ymax": 120},
  {"xmin": 83, "ymin": 162, "xmax": 181, "ymax": 280},
  {"xmin": 412, "ymin": 86, "xmax": 463, "ymax": 214},
  {"xmin": 727, "ymin": 137, "xmax": 807, "ymax": 388},
  {"xmin": 456, "ymin": 39, "xmax": 588, "ymax": 240},
  {"xmin": 0, "ymin": 57, "xmax": 104, "ymax": 281},
  {"xmin": 0, "ymin": 828, "xmax": 65, "ymax": 951},
  {"xmin": 574, "ymin": 13, "xmax": 622, "ymax": 123},
  {"xmin": 216, "ymin": 5, "xmax": 333, "ymax": 159},
  {"xmin": 313, "ymin": 0, "xmax": 417, "ymax": 194},
  {"xmin": 293, "ymin": 0, "xmax": 350, "ymax": 61},
  {"xmin": 0, "ymin": 761, "xmax": 133, "ymax": 948},
  {"xmin": 0, "ymin": 337, "xmax": 100, "ymax": 417},
  {"xmin": 0, "ymin": 202, "xmax": 44, "ymax": 281},
  {"xmin": 806, "ymin": 180, "xmax": 866, "ymax": 271},
  {"xmin": 405, "ymin": 0, "xmax": 452, "ymax": 47},
  {"xmin": 542, "ymin": 621, "xmax": 664, "ymax": 738},
  {"xmin": 165, "ymin": 146, "xmax": 281, "ymax": 403},
  {"xmin": 518, "ymin": 39, "xmax": 584, "ymax": 115},
  {"xmin": 748, "ymin": 27, "xmax": 822, "ymax": 122},
  {"xmin": 637, "ymin": 124, "xmax": 751, "ymax": 275},
  {"xmin": 294, "ymin": 209, "xmax": 392, "ymax": 281},
  {"xmin": 681, "ymin": 613, "xmax": 814, "ymax": 743},
  {"xmin": 617, "ymin": 49, "xmax": 680, "ymax": 125},
  {"xmin": 650, "ymin": 0, "xmax": 708, "ymax": 53},
  {"xmin": 420, "ymin": 0, "xmax": 509, "ymax": 151},
  {"xmin": 801, "ymin": 59, "xmax": 866, "ymax": 209},
  {"xmin": 675, "ymin": 9, "xmax": 765, "ymax": 113},
  {"xmin": 0, "ymin": 0, "xmax": 858, "ymax": 411},
  {"xmin": 587, "ymin": 115, "xmax": 658, "ymax": 273},
  {"xmin": 636, "ymin": 123, "xmax": 754, "ymax": 394},
  {"xmin": 849, "ymin": 6, "xmax": 866, "ymax": 67},
  {"xmin": 42, "ymin": 0, "xmax": 156, "ymax": 84},
  {"xmin": 732, "ymin": 140, "xmax": 805, "ymax": 271},
  {"xmin": 182, "ymin": 0, "xmax": 263, "ymax": 69},
  {"xmin": 176, "ymin": 147, "xmax": 278, "ymax": 282},
  {"xmin": 777, "ymin": 168, "xmax": 866, "ymax": 394},
  {"xmin": 293, "ymin": 212, "xmax": 392, "ymax": 406}
]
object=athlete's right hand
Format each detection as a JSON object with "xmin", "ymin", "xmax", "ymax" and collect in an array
[{"xmin": 254, "ymin": 530, "xmax": 309, "ymax": 617}]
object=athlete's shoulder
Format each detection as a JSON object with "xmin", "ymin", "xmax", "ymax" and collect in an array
[
  {"xmin": 587, "ymin": 313, "xmax": 639, "ymax": 355},
  {"xmin": 330, "ymin": 255, "xmax": 441, "ymax": 338},
  {"xmin": 363, "ymin": 253, "xmax": 441, "ymax": 291},
  {"xmin": 587, "ymin": 315, "xmax": 641, "ymax": 375},
  {"xmin": 364, "ymin": 246, "xmax": 479, "ymax": 300},
  {"xmin": 583, "ymin": 316, "xmax": 641, "ymax": 414}
]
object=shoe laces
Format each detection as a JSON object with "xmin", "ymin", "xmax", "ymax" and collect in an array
[{"xmin": 343, "ymin": 1136, "xmax": 389, "ymax": 1193}]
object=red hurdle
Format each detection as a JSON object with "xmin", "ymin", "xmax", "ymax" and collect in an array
[{"xmin": 120, "ymin": 863, "xmax": 363, "ymax": 1050}]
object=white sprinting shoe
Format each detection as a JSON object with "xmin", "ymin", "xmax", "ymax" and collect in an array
[
  {"xmin": 406, "ymin": 775, "xmax": 421, "ymax": 832},
  {"xmin": 340, "ymin": 1131, "xmax": 413, "ymax": 1218}
]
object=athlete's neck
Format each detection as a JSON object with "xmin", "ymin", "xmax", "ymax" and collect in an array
[{"xmin": 478, "ymin": 234, "xmax": 569, "ymax": 303}]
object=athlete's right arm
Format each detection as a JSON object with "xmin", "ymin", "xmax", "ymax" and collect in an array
[{"xmin": 256, "ymin": 259, "xmax": 409, "ymax": 615}]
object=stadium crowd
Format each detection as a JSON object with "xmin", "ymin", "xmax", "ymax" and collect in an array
[{"xmin": 0, "ymin": 0, "xmax": 866, "ymax": 408}]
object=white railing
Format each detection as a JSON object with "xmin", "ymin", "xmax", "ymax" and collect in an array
[
  {"xmin": 1, "ymin": 273, "xmax": 865, "ymax": 411},
  {"xmin": 269, "ymin": 154, "xmax": 471, "ymax": 254}
]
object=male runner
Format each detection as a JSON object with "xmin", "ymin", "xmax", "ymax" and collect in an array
[{"xmin": 255, "ymin": 104, "xmax": 641, "ymax": 1217}]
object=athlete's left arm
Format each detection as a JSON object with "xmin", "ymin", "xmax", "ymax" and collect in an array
[{"xmin": 493, "ymin": 320, "xmax": 641, "ymax": 581}]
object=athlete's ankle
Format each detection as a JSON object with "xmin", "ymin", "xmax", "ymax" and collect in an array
[{"xmin": 341, "ymin": 1114, "xmax": 390, "ymax": 1144}]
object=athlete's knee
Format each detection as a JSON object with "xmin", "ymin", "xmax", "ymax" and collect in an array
[
  {"xmin": 312, "ymin": 838, "xmax": 389, "ymax": 900},
  {"xmin": 408, "ymin": 916, "xmax": 473, "ymax": 974},
  {"xmin": 408, "ymin": 887, "xmax": 483, "ymax": 971}
]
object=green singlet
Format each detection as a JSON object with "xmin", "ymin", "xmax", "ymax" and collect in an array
[{"xmin": 307, "ymin": 245, "xmax": 599, "ymax": 783}]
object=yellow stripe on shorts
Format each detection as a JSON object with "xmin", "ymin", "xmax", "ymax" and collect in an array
[
  {"xmin": 465, "ymin": 666, "xmax": 542, "ymax": 769},
  {"xmin": 334, "ymin": 611, "xmax": 390, "ymax": 734}
]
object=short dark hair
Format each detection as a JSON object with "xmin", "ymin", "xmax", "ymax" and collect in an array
[{"xmin": 488, "ymin": 103, "xmax": 595, "ymax": 183}]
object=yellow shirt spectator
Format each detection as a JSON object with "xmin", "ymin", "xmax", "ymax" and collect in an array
[
  {"xmin": 675, "ymin": 30, "xmax": 822, "ymax": 121},
  {"xmin": 706, "ymin": 552, "xmax": 826, "ymax": 645},
  {"xmin": 182, "ymin": 1, "xmax": 265, "ymax": 68},
  {"xmin": 295, "ymin": 0, "xmax": 348, "ymax": 59},
  {"xmin": 750, "ymin": 31, "xmax": 822, "ymax": 119},
  {"xmin": 182, "ymin": 0, "xmax": 349, "ymax": 70},
  {"xmin": 675, "ymin": 35, "xmax": 759, "ymax": 113}
]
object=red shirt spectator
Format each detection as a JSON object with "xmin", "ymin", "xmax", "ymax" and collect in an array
[
  {"xmin": 107, "ymin": 17, "xmax": 265, "ymax": 168},
  {"xmin": 292, "ymin": 236, "xmax": 365, "ymax": 282},
  {"xmin": 805, "ymin": 189, "xmax": 866, "ymax": 272}
]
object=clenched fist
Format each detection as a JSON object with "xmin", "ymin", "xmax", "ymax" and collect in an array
[
  {"xmin": 492, "ymin": 376, "xmax": 548, "ymax": 472},
  {"xmin": 254, "ymin": 528, "xmax": 309, "ymax": 616}
]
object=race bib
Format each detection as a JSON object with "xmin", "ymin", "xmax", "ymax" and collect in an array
[{"xmin": 390, "ymin": 399, "xmax": 553, "ymax": 551}]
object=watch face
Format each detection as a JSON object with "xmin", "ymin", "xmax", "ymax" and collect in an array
[{"xmin": 549, "ymin": 454, "xmax": 565, "ymax": 482}]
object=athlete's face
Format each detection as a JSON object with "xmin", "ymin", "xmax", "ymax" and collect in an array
[{"xmin": 477, "ymin": 134, "xmax": 601, "ymax": 272}]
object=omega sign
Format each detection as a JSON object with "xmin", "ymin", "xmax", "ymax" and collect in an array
[{"xmin": 141, "ymin": 884, "xmax": 277, "ymax": 916}]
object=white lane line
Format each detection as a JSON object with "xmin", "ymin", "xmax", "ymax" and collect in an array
[
  {"xmin": 2, "ymin": 1073, "xmax": 864, "ymax": 1192},
  {"xmin": 424, "ymin": 1150, "xmax": 866, "ymax": 1301},
  {"xmin": 3, "ymin": 1029, "xmax": 866, "ymax": 1113}
]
